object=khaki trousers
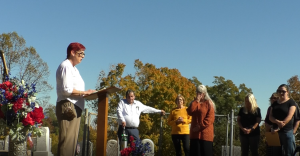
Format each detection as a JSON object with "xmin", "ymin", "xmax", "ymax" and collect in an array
[{"xmin": 56, "ymin": 100, "xmax": 82, "ymax": 156}]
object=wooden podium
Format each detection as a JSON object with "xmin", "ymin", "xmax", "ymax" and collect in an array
[{"xmin": 84, "ymin": 86, "xmax": 121, "ymax": 156}]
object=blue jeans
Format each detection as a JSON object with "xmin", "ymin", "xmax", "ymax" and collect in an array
[{"xmin": 278, "ymin": 130, "xmax": 295, "ymax": 156}]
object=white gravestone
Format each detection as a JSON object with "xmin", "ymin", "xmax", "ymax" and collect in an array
[
  {"xmin": 0, "ymin": 135, "xmax": 9, "ymax": 151},
  {"xmin": 4, "ymin": 135, "xmax": 8, "ymax": 151},
  {"xmin": 0, "ymin": 140, "xmax": 4, "ymax": 150},
  {"xmin": 141, "ymin": 139, "xmax": 154, "ymax": 156},
  {"xmin": 33, "ymin": 127, "xmax": 53, "ymax": 156},
  {"xmin": 106, "ymin": 139, "xmax": 118, "ymax": 156}
]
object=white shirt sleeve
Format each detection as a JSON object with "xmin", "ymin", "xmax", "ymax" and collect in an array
[
  {"xmin": 59, "ymin": 64, "xmax": 74, "ymax": 96},
  {"xmin": 139, "ymin": 102, "xmax": 161, "ymax": 114},
  {"xmin": 117, "ymin": 100, "xmax": 125, "ymax": 123}
]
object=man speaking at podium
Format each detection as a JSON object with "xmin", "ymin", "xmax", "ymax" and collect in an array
[{"xmin": 117, "ymin": 89, "xmax": 166, "ymax": 148}]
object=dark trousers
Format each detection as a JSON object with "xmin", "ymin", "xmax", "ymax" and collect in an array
[
  {"xmin": 239, "ymin": 135, "xmax": 260, "ymax": 156},
  {"xmin": 190, "ymin": 139, "xmax": 213, "ymax": 156},
  {"xmin": 266, "ymin": 145, "xmax": 282, "ymax": 156},
  {"xmin": 172, "ymin": 134, "xmax": 190, "ymax": 156},
  {"xmin": 117, "ymin": 125, "xmax": 140, "ymax": 150},
  {"xmin": 56, "ymin": 100, "xmax": 82, "ymax": 156}
]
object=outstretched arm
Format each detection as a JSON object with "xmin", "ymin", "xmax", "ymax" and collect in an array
[{"xmin": 140, "ymin": 102, "xmax": 162, "ymax": 114}]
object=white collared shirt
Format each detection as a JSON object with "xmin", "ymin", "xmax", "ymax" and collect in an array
[
  {"xmin": 117, "ymin": 99, "xmax": 162, "ymax": 127},
  {"xmin": 56, "ymin": 59, "xmax": 85, "ymax": 110}
]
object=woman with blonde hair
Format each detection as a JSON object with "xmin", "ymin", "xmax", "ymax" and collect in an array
[
  {"xmin": 167, "ymin": 94, "xmax": 192, "ymax": 156},
  {"xmin": 237, "ymin": 93, "xmax": 261, "ymax": 156},
  {"xmin": 187, "ymin": 85, "xmax": 215, "ymax": 156}
]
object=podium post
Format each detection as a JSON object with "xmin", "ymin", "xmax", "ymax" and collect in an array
[
  {"xmin": 84, "ymin": 86, "xmax": 121, "ymax": 156},
  {"xmin": 97, "ymin": 93, "xmax": 109, "ymax": 156}
]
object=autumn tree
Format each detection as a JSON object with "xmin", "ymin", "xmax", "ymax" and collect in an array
[
  {"xmin": 287, "ymin": 75, "xmax": 300, "ymax": 145},
  {"xmin": 287, "ymin": 75, "xmax": 300, "ymax": 103},
  {"xmin": 89, "ymin": 59, "xmax": 253, "ymax": 156},
  {"xmin": 0, "ymin": 32, "xmax": 52, "ymax": 97},
  {"xmin": 89, "ymin": 59, "xmax": 196, "ymax": 155}
]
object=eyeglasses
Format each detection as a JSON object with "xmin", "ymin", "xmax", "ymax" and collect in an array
[
  {"xmin": 178, "ymin": 99, "xmax": 183, "ymax": 101},
  {"xmin": 76, "ymin": 51, "xmax": 85, "ymax": 57},
  {"xmin": 276, "ymin": 90, "xmax": 287, "ymax": 94}
]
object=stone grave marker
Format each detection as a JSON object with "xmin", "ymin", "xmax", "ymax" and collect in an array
[
  {"xmin": 141, "ymin": 139, "xmax": 154, "ymax": 156},
  {"xmin": 106, "ymin": 139, "xmax": 118, "ymax": 156},
  {"xmin": 33, "ymin": 127, "xmax": 53, "ymax": 156}
]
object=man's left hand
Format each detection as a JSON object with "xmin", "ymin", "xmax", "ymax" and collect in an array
[{"xmin": 161, "ymin": 110, "xmax": 166, "ymax": 116}]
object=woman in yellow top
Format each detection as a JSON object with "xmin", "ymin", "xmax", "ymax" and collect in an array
[{"xmin": 167, "ymin": 94, "xmax": 192, "ymax": 156}]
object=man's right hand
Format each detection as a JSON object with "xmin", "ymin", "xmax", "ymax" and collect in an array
[
  {"xmin": 277, "ymin": 120, "xmax": 285, "ymax": 128},
  {"xmin": 122, "ymin": 121, "xmax": 126, "ymax": 127}
]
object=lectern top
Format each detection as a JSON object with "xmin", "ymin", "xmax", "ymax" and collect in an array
[{"xmin": 84, "ymin": 86, "xmax": 121, "ymax": 100}]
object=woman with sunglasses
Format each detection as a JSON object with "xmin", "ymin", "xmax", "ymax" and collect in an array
[
  {"xmin": 167, "ymin": 94, "xmax": 192, "ymax": 156},
  {"xmin": 265, "ymin": 93, "xmax": 281, "ymax": 156},
  {"xmin": 237, "ymin": 93, "xmax": 261, "ymax": 156},
  {"xmin": 56, "ymin": 42, "xmax": 96, "ymax": 156},
  {"xmin": 269, "ymin": 84, "xmax": 297, "ymax": 156}
]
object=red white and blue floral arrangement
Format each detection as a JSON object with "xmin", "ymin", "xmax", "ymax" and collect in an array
[
  {"xmin": 0, "ymin": 74, "xmax": 44, "ymax": 147},
  {"xmin": 120, "ymin": 135, "xmax": 152, "ymax": 156}
]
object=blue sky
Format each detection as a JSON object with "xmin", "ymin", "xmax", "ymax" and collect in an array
[{"xmin": 1, "ymin": 1, "xmax": 300, "ymax": 118}]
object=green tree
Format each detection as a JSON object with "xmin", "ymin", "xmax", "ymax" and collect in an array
[
  {"xmin": 207, "ymin": 76, "xmax": 252, "ymax": 156},
  {"xmin": 208, "ymin": 76, "xmax": 252, "ymax": 115},
  {"xmin": 0, "ymin": 32, "xmax": 52, "ymax": 96}
]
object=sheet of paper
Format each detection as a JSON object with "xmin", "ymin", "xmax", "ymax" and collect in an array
[
  {"xmin": 83, "ymin": 87, "xmax": 121, "ymax": 100},
  {"xmin": 265, "ymin": 132, "xmax": 281, "ymax": 146}
]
